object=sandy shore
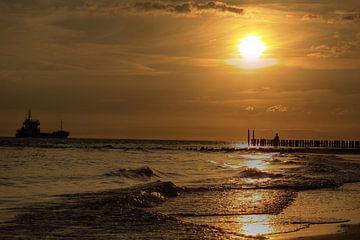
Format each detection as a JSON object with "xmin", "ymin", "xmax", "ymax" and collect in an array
[{"xmin": 291, "ymin": 224, "xmax": 360, "ymax": 240}]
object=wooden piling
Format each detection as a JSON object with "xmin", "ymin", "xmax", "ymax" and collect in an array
[{"xmin": 251, "ymin": 137, "xmax": 360, "ymax": 149}]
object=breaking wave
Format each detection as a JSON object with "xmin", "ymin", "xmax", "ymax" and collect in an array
[
  {"xmin": 237, "ymin": 167, "xmax": 283, "ymax": 178},
  {"xmin": 105, "ymin": 166, "xmax": 159, "ymax": 179},
  {"xmin": 123, "ymin": 181, "xmax": 183, "ymax": 208},
  {"xmin": 0, "ymin": 181, "xmax": 234, "ymax": 239}
]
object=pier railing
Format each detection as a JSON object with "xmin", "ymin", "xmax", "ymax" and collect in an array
[{"xmin": 251, "ymin": 139, "xmax": 360, "ymax": 149}]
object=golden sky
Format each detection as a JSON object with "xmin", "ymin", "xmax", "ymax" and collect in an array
[{"xmin": 1, "ymin": 0, "xmax": 360, "ymax": 140}]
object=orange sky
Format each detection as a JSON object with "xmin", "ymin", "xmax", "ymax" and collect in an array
[{"xmin": 1, "ymin": 1, "xmax": 360, "ymax": 140}]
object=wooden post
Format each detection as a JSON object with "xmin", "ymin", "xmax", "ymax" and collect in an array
[{"xmin": 252, "ymin": 130, "xmax": 255, "ymax": 146}]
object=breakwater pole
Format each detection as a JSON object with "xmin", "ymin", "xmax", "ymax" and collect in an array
[{"xmin": 250, "ymin": 138, "xmax": 360, "ymax": 149}]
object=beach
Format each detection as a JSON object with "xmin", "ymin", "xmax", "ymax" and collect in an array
[
  {"xmin": 2, "ymin": 0, "xmax": 360, "ymax": 238},
  {"xmin": 1, "ymin": 138, "xmax": 360, "ymax": 239},
  {"xmin": 291, "ymin": 224, "xmax": 360, "ymax": 240}
]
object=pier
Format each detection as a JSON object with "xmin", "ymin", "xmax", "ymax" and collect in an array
[
  {"xmin": 250, "ymin": 138, "xmax": 360, "ymax": 149},
  {"xmin": 247, "ymin": 129, "xmax": 360, "ymax": 149},
  {"xmin": 189, "ymin": 130, "xmax": 360, "ymax": 154}
]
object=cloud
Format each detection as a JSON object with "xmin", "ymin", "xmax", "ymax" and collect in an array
[
  {"xmin": 332, "ymin": 108, "xmax": 349, "ymax": 116},
  {"xmin": 0, "ymin": 1, "xmax": 244, "ymax": 16},
  {"xmin": 298, "ymin": 9, "xmax": 360, "ymax": 24},
  {"xmin": 245, "ymin": 106, "xmax": 254, "ymax": 111},
  {"xmin": 335, "ymin": 10, "xmax": 360, "ymax": 21},
  {"xmin": 307, "ymin": 44, "xmax": 350, "ymax": 59},
  {"xmin": 134, "ymin": 2, "xmax": 191, "ymax": 13},
  {"xmin": 302, "ymin": 14, "xmax": 321, "ymax": 21},
  {"xmin": 133, "ymin": 1, "xmax": 244, "ymax": 15},
  {"xmin": 266, "ymin": 104, "xmax": 288, "ymax": 113}
]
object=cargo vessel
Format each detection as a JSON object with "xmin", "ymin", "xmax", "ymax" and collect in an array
[{"xmin": 16, "ymin": 110, "xmax": 69, "ymax": 138}]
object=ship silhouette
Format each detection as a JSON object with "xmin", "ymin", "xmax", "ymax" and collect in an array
[{"xmin": 16, "ymin": 110, "xmax": 69, "ymax": 138}]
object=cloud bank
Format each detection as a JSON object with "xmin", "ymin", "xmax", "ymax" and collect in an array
[
  {"xmin": 133, "ymin": 1, "xmax": 244, "ymax": 15},
  {"xmin": 0, "ymin": 1, "xmax": 245, "ymax": 17}
]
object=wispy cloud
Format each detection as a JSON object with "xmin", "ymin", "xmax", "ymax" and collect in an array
[
  {"xmin": 245, "ymin": 106, "xmax": 254, "ymax": 111},
  {"xmin": 307, "ymin": 44, "xmax": 347, "ymax": 59},
  {"xmin": 266, "ymin": 104, "xmax": 288, "ymax": 113},
  {"xmin": 332, "ymin": 107, "xmax": 349, "ymax": 116},
  {"xmin": 307, "ymin": 39, "xmax": 359, "ymax": 59},
  {"xmin": 335, "ymin": 10, "xmax": 360, "ymax": 21},
  {"xmin": 133, "ymin": 1, "xmax": 244, "ymax": 15},
  {"xmin": 302, "ymin": 14, "xmax": 321, "ymax": 21},
  {"xmin": 0, "ymin": 1, "xmax": 245, "ymax": 16}
]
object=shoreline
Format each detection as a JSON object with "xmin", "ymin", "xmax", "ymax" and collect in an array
[
  {"xmin": 272, "ymin": 182, "xmax": 360, "ymax": 240},
  {"xmin": 291, "ymin": 224, "xmax": 360, "ymax": 240}
]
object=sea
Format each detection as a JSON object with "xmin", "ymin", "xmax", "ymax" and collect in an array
[{"xmin": 0, "ymin": 138, "xmax": 360, "ymax": 239}]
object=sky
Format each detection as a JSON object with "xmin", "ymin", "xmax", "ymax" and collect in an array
[{"xmin": 1, "ymin": 0, "xmax": 360, "ymax": 140}]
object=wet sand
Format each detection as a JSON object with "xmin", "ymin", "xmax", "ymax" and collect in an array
[
  {"xmin": 269, "ymin": 182, "xmax": 360, "ymax": 240},
  {"xmin": 292, "ymin": 224, "xmax": 360, "ymax": 240}
]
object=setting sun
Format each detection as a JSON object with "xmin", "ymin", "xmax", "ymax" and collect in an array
[
  {"xmin": 227, "ymin": 35, "xmax": 277, "ymax": 69},
  {"xmin": 238, "ymin": 36, "xmax": 266, "ymax": 60},
  {"xmin": 1, "ymin": 1, "xmax": 360, "ymax": 240}
]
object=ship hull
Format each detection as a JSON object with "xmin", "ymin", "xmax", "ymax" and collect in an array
[
  {"xmin": 16, "ymin": 111, "xmax": 70, "ymax": 139},
  {"xmin": 16, "ymin": 131, "xmax": 69, "ymax": 138}
]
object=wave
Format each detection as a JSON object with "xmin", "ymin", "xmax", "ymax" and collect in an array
[
  {"xmin": 124, "ymin": 181, "xmax": 183, "ymax": 208},
  {"xmin": 284, "ymin": 155, "xmax": 360, "ymax": 185},
  {"xmin": 264, "ymin": 176, "xmax": 343, "ymax": 191},
  {"xmin": 55, "ymin": 180, "xmax": 183, "ymax": 209},
  {"xmin": 289, "ymin": 217, "xmax": 349, "ymax": 225},
  {"xmin": 237, "ymin": 168, "xmax": 283, "ymax": 178},
  {"xmin": 0, "ymin": 138, "xmax": 186, "ymax": 151},
  {"xmin": 186, "ymin": 163, "xmax": 349, "ymax": 192},
  {"xmin": 0, "ymin": 181, "xmax": 232, "ymax": 239},
  {"xmin": 210, "ymin": 166, "xmax": 345, "ymax": 191},
  {"xmin": 0, "ymin": 143, "xmax": 180, "ymax": 151},
  {"xmin": 0, "ymin": 177, "xmax": 355, "ymax": 239},
  {"xmin": 105, "ymin": 166, "xmax": 159, "ymax": 180}
]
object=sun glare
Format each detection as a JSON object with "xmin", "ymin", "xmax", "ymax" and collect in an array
[
  {"xmin": 237, "ymin": 215, "xmax": 275, "ymax": 236},
  {"xmin": 226, "ymin": 34, "xmax": 278, "ymax": 69},
  {"xmin": 238, "ymin": 36, "xmax": 266, "ymax": 60}
]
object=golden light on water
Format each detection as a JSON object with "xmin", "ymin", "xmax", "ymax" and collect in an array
[
  {"xmin": 237, "ymin": 215, "xmax": 275, "ymax": 236},
  {"xmin": 227, "ymin": 34, "xmax": 278, "ymax": 69},
  {"xmin": 241, "ymin": 160, "xmax": 269, "ymax": 170}
]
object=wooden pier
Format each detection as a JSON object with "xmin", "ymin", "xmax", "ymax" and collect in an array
[
  {"xmin": 250, "ymin": 138, "xmax": 360, "ymax": 149},
  {"xmin": 247, "ymin": 129, "xmax": 360, "ymax": 149}
]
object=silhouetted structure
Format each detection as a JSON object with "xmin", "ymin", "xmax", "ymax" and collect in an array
[
  {"xmin": 251, "ymin": 137, "xmax": 360, "ymax": 149},
  {"xmin": 273, "ymin": 133, "xmax": 280, "ymax": 147},
  {"xmin": 16, "ymin": 110, "xmax": 69, "ymax": 138},
  {"xmin": 245, "ymin": 130, "xmax": 360, "ymax": 149},
  {"xmin": 248, "ymin": 129, "xmax": 257, "ymax": 147}
]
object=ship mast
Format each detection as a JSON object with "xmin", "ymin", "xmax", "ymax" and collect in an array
[{"xmin": 28, "ymin": 109, "xmax": 31, "ymax": 120}]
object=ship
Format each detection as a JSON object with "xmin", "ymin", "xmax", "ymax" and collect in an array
[{"xmin": 16, "ymin": 110, "xmax": 70, "ymax": 138}]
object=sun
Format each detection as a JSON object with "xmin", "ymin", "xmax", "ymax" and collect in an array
[
  {"xmin": 226, "ymin": 34, "xmax": 277, "ymax": 69},
  {"xmin": 238, "ymin": 36, "xmax": 266, "ymax": 60}
]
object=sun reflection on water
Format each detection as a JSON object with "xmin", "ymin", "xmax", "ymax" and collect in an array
[
  {"xmin": 241, "ymin": 159, "xmax": 269, "ymax": 170},
  {"xmin": 244, "ymin": 177, "xmax": 271, "ymax": 184},
  {"xmin": 223, "ymin": 155, "xmax": 273, "ymax": 171},
  {"xmin": 237, "ymin": 215, "xmax": 275, "ymax": 236}
]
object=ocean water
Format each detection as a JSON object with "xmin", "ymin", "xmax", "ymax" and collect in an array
[{"xmin": 0, "ymin": 138, "xmax": 360, "ymax": 239}]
